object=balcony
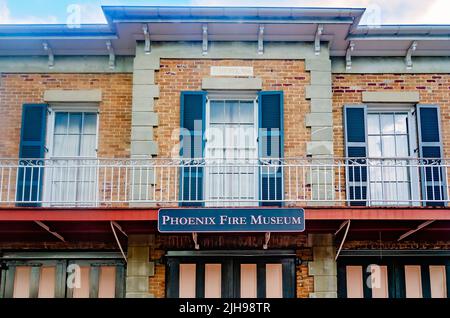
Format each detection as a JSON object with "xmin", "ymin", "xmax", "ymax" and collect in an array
[{"xmin": 0, "ymin": 158, "xmax": 448, "ymax": 207}]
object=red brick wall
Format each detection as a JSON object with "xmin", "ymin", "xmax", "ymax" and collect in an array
[
  {"xmin": 155, "ymin": 59, "xmax": 310, "ymax": 158},
  {"xmin": 0, "ymin": 73, "xmax": 132, "ymax": 158},
  {"xmin": 333, "ymin": 74, "xmax": 450, "ymax": 157},
  {"xmin": 296, "ymin": 249, "xmax": 314, "ymax": 298},
  {"xmin": 149, "ymin": 248, "xmax": 166, "ymax": 298}
]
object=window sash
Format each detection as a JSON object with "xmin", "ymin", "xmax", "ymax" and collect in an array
[{"xmin": 0, "ymin": 259, "xmax": 125, "ymax": 298}]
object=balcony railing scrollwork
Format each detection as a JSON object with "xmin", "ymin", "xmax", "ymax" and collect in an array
[{"xmin": 0, "ymin": 157, "xmax": 447, "ymax": 207}]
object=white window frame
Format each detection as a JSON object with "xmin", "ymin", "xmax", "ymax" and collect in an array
[
  {"xmin": 204, "ymin": 92, "xmax": 259, "ymax": 206},
  {"xmin": 43, "ymin": 103, "xmax": 100, "ymax": 206},
  {"xmin": 366, "ymin": 104, "xmax": 420, "ymax": 206}
]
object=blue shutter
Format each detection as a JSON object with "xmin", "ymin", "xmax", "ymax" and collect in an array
[
  {"xmin": 16, "ymin": 104, "xmax": 48, "ymax": 207},
  {"xmin": 417, "ymin": 105, "xmax": 446, "ymax": 206},
  {"xmin": 258, "ymin": 91, "xmax": 284, "ymax": 206},
  {"xmin": 344, "ymin": 105, "xmax": 368, "ymax": 206},
  {"xmin": 179, "ymin": 91, "xmax": 206, "ymax": 207}
]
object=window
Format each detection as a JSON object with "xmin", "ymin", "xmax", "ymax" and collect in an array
[
  {"xmin": 404, "ymin": 265, "xmax": 423, "ymax": 298},
  {"xmin": 44, "ymin": 106, "xmax": 98, "ymax": 206},
  {"xmin": 205, "ymin": 98, "xmax": 258, "ymax": 206},
  {"xmin": 429, "ymin": 266, "xmax": 447, "ymax": 298},
  {"xmin": 344, "ymin": 104, "xmax": 433, "ymax": 206},
  {"xmin": 366, "ymin": 109, "xmax": 419, "ymax": 205},
  {"xmin": 167, "ymin": 253, "xmax": 295, "ymax": 298},
  {"xmin": 338, "ymin": 258, "xmax": 450, "ymax": 298},
  {"xmin": 179, "ymin": 91, "xmax": 283, "ymax": 207},
  {"xmin": 0, "ymin": 255, "xmax": 125, "ymax": 298}
]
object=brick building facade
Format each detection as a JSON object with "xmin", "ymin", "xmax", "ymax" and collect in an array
[{"xmin": 0, "ymin": 6, "xmax": 449, "ymax": 299}]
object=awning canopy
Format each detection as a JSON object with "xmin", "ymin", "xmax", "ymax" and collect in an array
[
  {"xmin": 0, "ymin": 207, "xmax": 449, "ymax": 243},
  {"xmin": 1, "ymin": 6, "xmax": 450, "ymax": 57}
]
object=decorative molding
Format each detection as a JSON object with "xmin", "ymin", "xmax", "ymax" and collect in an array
[
  {"xmin": 43, "ymin": 89, "xmax": 102, "ymax": 102},
  {"xmin": 405, "ymin": 40, "xmax": 418, "ymax": 70},
  {"xmin": 42, "ymin": 41, "xmax": 54, "ymax": 69},
  {"xmin": 202, "ymin": 77, "xmax": 262, "ymax": 90},
  {"xmin": 210, "ymin": 66, "xmax": 254, "ymax": 77},
  {"xmin": 106, "ymin": 40, "xmax": 115, "ymax": 70},
  {"xmin": 314, "ymin": 24, "xmax": 324, "ymax": 56},
  {"xmin": 362, "ymin": 91, "xmax": 420, "ymax": 103},
  {"xmin": 143, "ymin": 24, "xmax": 151, "ymax": 54},
  {"xmin": 345, "ymin": 41, "xmax": 355, "ymax": 70},
  {"xmin": 202, "ymin": 24, "xmax": 208, "ymax": 55},
  {"xmin": 258, "ymin": 25, "xmax": 264, "ymax": 55}
]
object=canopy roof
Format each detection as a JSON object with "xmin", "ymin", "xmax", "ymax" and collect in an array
[{"xmin": 0, "ymin": 6, "xmax": 449, "ymax": 57}]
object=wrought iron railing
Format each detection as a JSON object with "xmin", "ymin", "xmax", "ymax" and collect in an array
[{"xmin": 0, "ymin": 158, "xmax": 448, "ymax": 207}]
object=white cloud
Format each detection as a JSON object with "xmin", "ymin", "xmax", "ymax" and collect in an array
[
  {"xmin": 1, "ymin": 0, "xmax": 449, "ymax": 25},
  {"xmin": 414, "ymin": 0, "xmax": 450, "ymax": 24},
  {"xmin": 78, "ymin": 3, "xmax": 107, "ymax": 24},
  {"xmin": 0, "ymin": 0, "xmax": 58, "ymax": 24},
  {"xmin": 189, "ymin": 0, "xmax": 450, "ymax": 24},
  {"xmin": 0, "ymin": 0, "xmax": 11, "ymax": 23}
]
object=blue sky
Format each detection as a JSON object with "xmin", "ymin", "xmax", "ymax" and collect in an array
[{"xmin": 1, "ymin": 0, "xmax": 450, "ymax": 25}]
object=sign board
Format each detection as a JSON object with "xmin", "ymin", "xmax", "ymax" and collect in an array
[
  {"xmin": 158, "ymin": 208, "xmax": 305, "ymax": 233},
  {"xmin": 210, "ymin": 66, "xmax": 254, "ymax": 77}
]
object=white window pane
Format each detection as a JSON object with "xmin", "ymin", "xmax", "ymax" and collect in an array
[
  {"xmin": 396, "ymin": 135, "xmax": 409, "ymax": 157},
  {"xmin": 383, "ymin": 183, "xmax": 398, "ymax": 202},
  {"xmin": 179, "ymin": 264, "xmax": 196, "ymax": 298},
  {"xmin": 346, "ymin": 266, "xmax": 364, "ymax": 298},
  {"xmin": 395, "ymin": 114, "xmax": 408, "ymax": 134},
  {"xmin": 73, "ymin": 266, "xmax": 90, "ymax": 298},
  {"xmin": 62, "ymin": 182, "xmax": 78, "ymax": 203},
  {"xmin": 210, "ymin": 101, "xmax": 224, "ymax": 123},
  {"xmin": 396, "ymin": 166, "xmax": 409, "ymax": 181},
  {"xmin": 240, "ymin": 101, "xmax": 254, "ymax": 123},
  {"xmin": 381, "ymin": 114, "xmax": 395, "ymax": 134},
  {"xmin": 370, "ymin": 265, "xmax": 389, "ymax": 298},
  {"xmin": 382, "ymin": 136, "xmax": 396, "ymax": 157},
  {"xmin": 367, "ymin": 114, "xmax": 380, "ymax": 134},
  {"xmin": 83, "ymin": 113, "xmax": 97, "ymax": 134},
  {"xmin": 65, "ymin": 135, "xmax": 80, "ymax": 156},
  {"xmin": 240, "ymin": 264, "xmax": 257, "ymax": 298},
  {"xmin": 80, "ymin": 135, "xmax": 97, "ymax": 157},
  {"xmin": 204, "ymin": 264, "xmax": 221, "ymax": 298},
  {"xmin": 266, "ymin": 264, "xmax": 283, "ymax": 298},
  {"xmin": 227, "ymin": 101, "xmax": 239, "ymax": 123},
  {"xmin": 208, "ymin": 125, "xmax": 224, "ymax": 148},
  {"xmin": 405, "ymin": 265, "xmax": 423, "ymax": 298},
  {"xmin": 382, "ymin": 164, "xmax": 397, "ymax": 181},
  {"xmin": 53, "ymin": 135, "xmax": 65, "ymax": 156},
  {"xmin": 370, "ymin": 183, "xmax": 383, "ymax": 203},
  {"xmin": 13, "ymin": 266, "xmax": 31, "ymax": 298},
  {"xmin": 38, "ymin": 267, "xmax": 56, "ymax": 298},
  {"xmin": 430, "ymin": 266, "xmax": 447, "ymax": 298},
  {"xmin": 397, "ymin": 183, "xmax": 411, "ymax": 202},
  {"xmin": 98, "ymin": 266, "xmax": 116, "ymax": 298},
  {"xmin": 54, "ymin": 113, "xmax": 68, "ymax": 134},
  {"xmin": 369, "ymin": 165, "xmax": 382, "ymax": 181},
  {"xmin": 68, "ymin": 113, "xmax": 82, "ymax": 134},
  {"xmin": 224, "ymin": 102, "xmax": 232, "ymax": 123},
  {"xmin": 368, "ymin": 136, "xmax": 382, "ymax": 157},
  {"xmin": 238, "ymin": 126, "xmax": 255, "ymax": 149},
  {"xmin": 53, "ymin": 135, "xmax": 79, "ymax": 157}
]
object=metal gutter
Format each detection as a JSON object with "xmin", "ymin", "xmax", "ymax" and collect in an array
[
  {"xmin": 348, "ymin": 34, "xmax": 450, "ymax": 41},
  {"xmin": 102, "ymin": 5, "xmax": 365, "ymax": 25}
]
